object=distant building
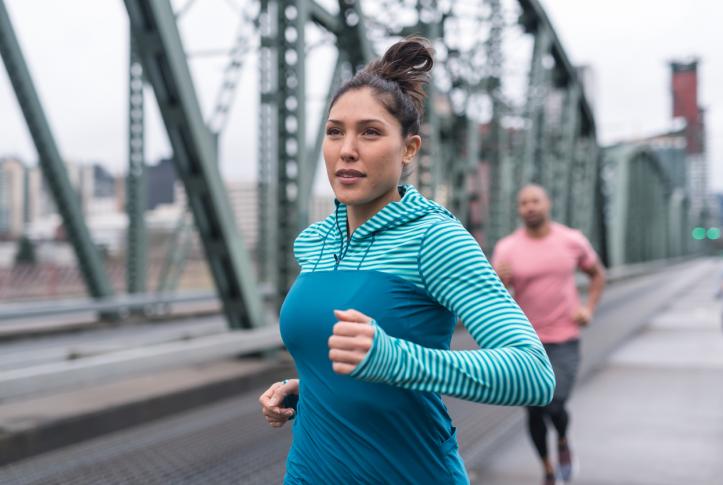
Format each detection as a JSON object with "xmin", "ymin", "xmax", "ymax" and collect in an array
[
  {"xmin": 147, "ymin": 158, "xmax": 177, "ymax": 210},
  {"xmin": 92, "ymin": 164, "xmax": 116, "ymax": 198},
  {"xmin": 0, "ymin": 158, "xmax": 26, "ymax": 238},
  {"xmin": 670, "ymin": 59, "xmax": 708, "ymax": 223},
  {"xmin": 226, "ymin": 180, "xmax": 335, "ymax": 251},
  {"xmin": 227, "ymin": 180, "xmax": 259, "ymax": 249}
]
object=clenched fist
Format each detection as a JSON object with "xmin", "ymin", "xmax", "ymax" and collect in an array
[
  {"xmin": 259, "ymin": 379, "xmax": 298, "ymax": 428},
  {"xmin": 572, "ymin": 306, "xmax": 592, "ymax": 327},
  {"xmin": 328, "ymin": 309, "xmax": 375, "ymax": 375}
]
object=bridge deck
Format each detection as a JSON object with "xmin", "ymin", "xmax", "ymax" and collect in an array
[{"xmin": 0, "ymin": 259, "xmax": 718, "ymax": 484}]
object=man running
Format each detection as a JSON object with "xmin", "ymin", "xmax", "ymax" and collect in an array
[{"xmin": 492, "ymin": 184, "xmax": 606, "ymax": 485}]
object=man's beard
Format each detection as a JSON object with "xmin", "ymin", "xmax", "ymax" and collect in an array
[{"xmin": 524, "ymin": 215, "xmax": 545, "ymax": 229}]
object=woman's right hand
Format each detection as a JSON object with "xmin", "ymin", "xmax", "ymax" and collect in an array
[{"xmin": 259, "ymin": 379, "xmax": 299, "ymax": 428}]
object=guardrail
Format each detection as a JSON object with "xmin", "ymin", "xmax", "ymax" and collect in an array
[
  {"xmin": 1, "ymin": 259, "xmax": 695, "ymax": 323},
  {"xmin": 0, "ymin": 291, "xmax": 217, "ymax": 321}
]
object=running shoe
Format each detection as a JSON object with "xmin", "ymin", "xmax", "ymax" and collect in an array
[
  {"xmin": 557, "ymin": 441, "xmax": 574, "ymax": 482},
  {"xmin": 542, "ymin": 472, "xmax": 558, "ymax": 485}
]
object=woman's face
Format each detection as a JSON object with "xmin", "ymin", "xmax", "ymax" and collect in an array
[{"xmin": 323, "ymin": 87, "xmax": 420, "ymax": 207}]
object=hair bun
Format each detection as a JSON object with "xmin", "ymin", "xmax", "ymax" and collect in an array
[{"xmin": 364, "ymin": 36, "xmax": 434, "ymax": 115}]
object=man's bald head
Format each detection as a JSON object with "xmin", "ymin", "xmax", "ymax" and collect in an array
[{"xmin": 517, "ymin": 184, "xmax": 551, "ymax": 229}]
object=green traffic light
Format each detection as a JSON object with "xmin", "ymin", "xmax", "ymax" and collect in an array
[
  {"xmin": 692, "ymin": 227, "xmax": 706, "ymax": 240},
  {"xmin": 707, "ymin": 228, "xmax": 721, "ymax": 240}
]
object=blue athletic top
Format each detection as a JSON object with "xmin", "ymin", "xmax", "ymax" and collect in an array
[{"xmin": 279, "ymin": 185, "xmax": 555, "ymax": 484}]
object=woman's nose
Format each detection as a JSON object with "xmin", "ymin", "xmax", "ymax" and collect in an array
[{"xmin": 340, "ymin": 135, "xmax": 358, "ymax": 161}]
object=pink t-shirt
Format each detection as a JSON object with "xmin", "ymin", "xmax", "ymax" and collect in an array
[{"xmin": 492, "ymin": 222, "xmax": 598, "ymax": 344}]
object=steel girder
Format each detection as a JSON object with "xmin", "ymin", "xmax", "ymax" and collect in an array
[
  {"xmin": 518, "ymin": 0, "xmax": 596, "ymax": 138},
  {"xmin": 569, "ymin": 137, "xmax": 599, "ymax": 239},
  {"xmin": 0, "ymin": 0, "xmax": 114, "ymax": 300},
  {"xmin": 414, "ymin": 5, "xmax": 442, "ymax": 200},
  {"xmin": 482, "ymin": 0, "xmax": 511, "ymax": 250},
  {"xmin": 126, "ymin": 35, "xmax": 147, "ymax": 294},
  {"xmin": 124, "ymin": 0, "xmax": 263, "ymax": 329},
  {"xmin": 520, "ymin": 27, "xmax": 552, "ymax": 187},
  {"xmin": 555, "ymin": 83, "xmax": 581, "ymax": 224},
  {"xmin": 156, "ymin": 10, "xmax": 258, "ymax": 295},
  {"xmin": 336, "ymin": 0, "xmax": 373, "ymax": 71},
  {"xmin": 156, "ymin": 210, "xmax": 193, "ymax": 294},
  {"xmin": 275, "ymin": 0, "xmax": 308, "ymax": 297},
  {"xmin": 446, "ymin": 115, "xmax": 478, "ymax": 229},
  {"xmin": 257, "ymin": 0, "xmax": 374, "ymax": 307},
  {"xmin": 603, "ymin": 146, "xmax": 684, "ymax": 266},
  {"xmin": 257, "ymin": 0, "xmax": 277, "ymax": 298}
]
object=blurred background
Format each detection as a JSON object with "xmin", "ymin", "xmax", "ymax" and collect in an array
[{"xmin": 0, "ymin": 1, "xmax": 720, "ymax": 484}]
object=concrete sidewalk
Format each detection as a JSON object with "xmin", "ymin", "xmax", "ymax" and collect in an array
[{"xmin": 471, "ymin": 261, "xmax": 723, "ymax": 485}]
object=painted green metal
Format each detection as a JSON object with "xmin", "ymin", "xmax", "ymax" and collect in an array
[
  {"xmin": 156, "ymin": 10, "xmax": 257, "ymax": 295},
  {"xmin": 556, "ymin": 83, "xmax": 581, "ymax": 224},
  {"xmin": 520, "ymin": 27, "xmax": 552, "ymax": 187},
  {"xmin": 126, "ymin": 35, "xmax": 147, "ymax": 294},
  {"xmin": 124, "ymin": 0, "xmax": 263, "ymax": 329},
  {"xmin": 310, "ymin": 0, "xmax": 341, "ymax": 33},
  {"xmin": 156, "ymin": 209, "xmax": 193, "ymax": 294},
  {"xmin": 415, "ymin": 5, "xmax": 442, "ymax": 200},
  {"xmin": 0, "ymin": 0, "xmax": 114, "ymax": 300},
  {"xmin": 335, "ymin": 0, "xmax": 373, "ymax": 71},
  {"xmin": 257, "ymin": 0, "xmax": 278, "ymax": 299},
  {"xmin": 275, "ymin": 0, "xmax": 308, "ymax": 298},
  {"xmin": 602, "ymin": 145, "xmax": 692, "ymax": 266},
  {"xmin": 482, "ymin": 0, "xmax": 511, "ymax": 250}
]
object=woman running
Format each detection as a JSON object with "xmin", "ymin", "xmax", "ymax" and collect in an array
[{"xmin": 259, "ymin": 36, "xmax": 555, "ymax": 484}]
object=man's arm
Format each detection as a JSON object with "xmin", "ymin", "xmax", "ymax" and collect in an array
[{"xmin": 582, "ymin": 261, "xmax": 606, "ymax": 314}]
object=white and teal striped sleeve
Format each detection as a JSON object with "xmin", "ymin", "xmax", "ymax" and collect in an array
[{"xmin": 350, "ymin": 220, "xmax": 555, "ymax": 406}]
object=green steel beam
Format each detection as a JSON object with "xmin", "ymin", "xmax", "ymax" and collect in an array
[
  {"xmin": 556, "ymin": 83, "xmax": 580, "ymax": 224},
  {"xmin": 0, "ymin": 0, "xmax": 114, "ymax": 300},
  {"xmin": 126, "ymin": 35, "xmax": 147, "ymax": 294},
  {"xmin": 603, "ymin": 145, "xmax": 630, "ymax": 267},
  {"xmin": 124, "ymin": 0, "xmax": 263, "ymax": 329},
  {"xmin": 158, "ymin": 7, "xmax": 256, "ymax": 295},
  {"xmin": 416, "ymin": 5, "xmax": 442, "ymax": 199},
  {"xmin": 604, "ymin": 145, "xmax": 681, "ymax": 266},
  {"xmin": 482, "ymin": 0, "xmax": 512, "ymax": 249},
  {"xmin": 518, "ymin": 0, "xmax": 596, "ymax": 138},
  {"xmin": 570, "ymin": 138, "xmax": 598, "ymax": 238},
  {"xmin": 520, "ymin": 27, "xmax": 552, "ymax": 186},
  {"xmin": 257, "ymin": 0, "xmax": 277, "ymax": 294},
  {"xmin": 335, "ymin": 0, "xmax": 373, "ymax": 70},
  {"xmin": 156, "ymin": 209, "xmax": 193, "ymax": 293},
  {"xmin": 461, "ymin": 114, "xmax": 480, "ymax": 227},
  {"xmin": 310, "ymin": 0, "xmax": 340, "ymax": 34},
  {"xmin": 275, "ymin": 0, "xmax": 308, "ymax": 297}
]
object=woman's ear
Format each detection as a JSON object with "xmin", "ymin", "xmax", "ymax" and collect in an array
[{"xmin": 403, "ymin": 135, "xmax": 422, "ymax": 163}]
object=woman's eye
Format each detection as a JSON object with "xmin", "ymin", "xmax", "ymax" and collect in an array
[
  {"xmin": 363, "ymin": 128, "xmax": 381, "ymax": 136},
  {"xmin": 326, "ymin": 128, "xmax": 342, "ymax": 136}
]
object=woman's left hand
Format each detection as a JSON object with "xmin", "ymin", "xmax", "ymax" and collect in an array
[{"xmin": 328, "ymin": 309, "xmax": 375, "ymax": 374}]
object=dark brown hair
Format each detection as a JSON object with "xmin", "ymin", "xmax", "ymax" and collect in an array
[{"xmin": 329, "ymin": 36, "xmax": 434, "ymax": 137}]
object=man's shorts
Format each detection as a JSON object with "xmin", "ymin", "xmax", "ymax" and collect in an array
[{"xmin": 543, "ymin": 339, "xmax": 580, "ymax": 402}]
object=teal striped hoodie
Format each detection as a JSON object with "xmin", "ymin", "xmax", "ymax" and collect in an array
[
  {"xmin": 293, "ymin": 184, "xmax": 555, "ymax": 405},
  {"xmin": 280, "ymin": 184, "xmax": 554, "ymax": 484}
]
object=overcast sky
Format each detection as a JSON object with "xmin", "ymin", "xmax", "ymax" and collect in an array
[{"xmin": 0, "ymin": 0, "xmax": 720, "ymax": 191}]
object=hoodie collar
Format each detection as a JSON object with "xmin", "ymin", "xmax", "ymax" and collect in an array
[{"xmin": 333, "ymin": 184, "xmax": 455, "ymax": 241}]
